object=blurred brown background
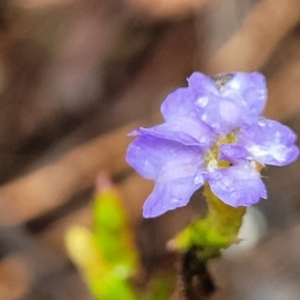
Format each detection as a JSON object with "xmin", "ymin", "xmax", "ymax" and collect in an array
[{"xmin": 0, "ymin": 0, "xmax": 300, "ymax": 299}]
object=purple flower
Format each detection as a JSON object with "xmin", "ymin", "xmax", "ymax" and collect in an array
[{"xmin": 126, "ymin": 72, "xmax": 299, "ymax": 218}]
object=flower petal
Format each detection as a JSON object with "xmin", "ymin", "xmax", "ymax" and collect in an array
[
  {"xmin": 224, "ymin": 72, "xmax": 267, "ymax": 125},
  {"xmin": 126, "ymin": 133, "xmax": 205, "ymax": 180},
  {"xmin": 160, "ymin": 87, "xmax": 195, "ymax": 120},
  {"xmin": 155, "ymin": 87, "xmax": 215, "ymax": 147},
  {"xmin": 137, "ymin": 118, "xmax": 214, "ymax": 148},
  {"xmin": 143, "ymin": 175, "xmax": 204, "ymax": 218},
  {"xmin": 219, "ymin": 144, "xmax": 250, "ymax": 163},
  {"xmin": 238, "ymin": 118, "xmax": 299, "ymax": 166},
  {"xmin": 188, "ymin": 73, "xmax": 244, "ymax": 135},
  {"xmin": 207, "ymin": 163, "xmax": 267, "ymax": 207},
  {"xmin": 126, "ymin": 134, "xmax": 206, "ymax": 218},
  {"xmin": 188, "ymin": 72, "xmax": 267, "ymax": 135},
  {"xmin": 187, "ymin": 72, "xmax": 218, "ymax": 96}
]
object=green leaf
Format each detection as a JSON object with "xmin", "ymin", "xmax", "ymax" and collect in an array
[
  {"xmin": 65, "ymin": 226, "xmax": 137, "ymax": 300},
  {"xmin": 93, "ymin": 185, "xmax": 138, "ymax": 272}
]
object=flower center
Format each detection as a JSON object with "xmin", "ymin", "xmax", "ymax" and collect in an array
[{"xmin": 205, "ymin": 133, "xmax": 236, "ymax": 171}]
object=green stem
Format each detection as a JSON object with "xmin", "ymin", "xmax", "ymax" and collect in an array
[{"xmin": 173, "ymin": 184, "xmax": 246, "ymax": 260}]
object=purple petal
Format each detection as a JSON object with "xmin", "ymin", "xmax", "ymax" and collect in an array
[
  {"xmin": 196, "ymin": 96, "xmax": 243, "ymax": 135},
  {"xmin": 143, "ymin": 175, "xmax": 204, "ymax": 218},
  {"xmin": 160, "ymin": 87, "xmax": 195, "ymax": 120},
  {"xmin": 126, "ymin": 132, "xmax": 205, "ymax": 179},
  {"xmin": 238, "ymin": 118, "xmax": 299, "ymax": 166},
  {"xmin": 188, "ymin": 72, "xmax": 241, "ymax": 135},
  {"xmin": 224, "ymin": 72, "xmax": 267, "ymax": 125},
  {"xmin": 156, "ymin": 87, "xmax": 215, "ymax": 147},
  {"xmin": 187, "ymin": 72, "xmax": 267, "ymax": 135},
  {"xmin": 137, "ymin": 118, "xmax": 215, "ymax": 148},
  {"xmin": 187, "ymin": 72, "xmax": 218, "ymax": 96},
  {"xmin": 219, "ymin": 144, "xmax": 250, "ymax": 163},
  {"xmin": 126, "ymin": 134, "xmax": 206, "ymax": 218},
  {"xmin": 207, "ymin": 163, "xmax": 267, "ymax": 207}
]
